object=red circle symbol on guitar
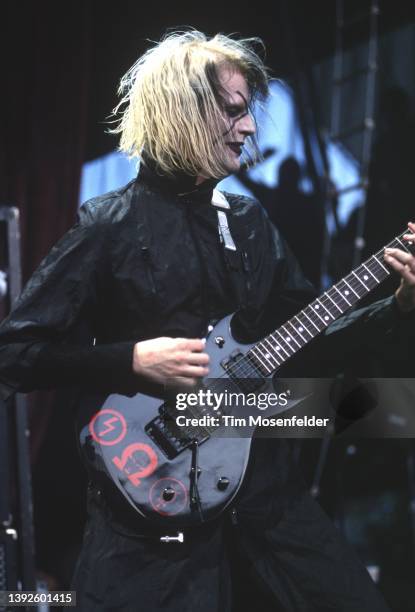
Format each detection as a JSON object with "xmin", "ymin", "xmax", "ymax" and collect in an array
[
  {"xmin": 89, "ymin": 408, "xmax": 127, "ymax": 446},
  {"xmin": 112, "ymin": 443, "xmax": 158, "ymax": 487},
  {"xmin": 150, "ymin": 477, "xmax": 188, "ymax": 516}
]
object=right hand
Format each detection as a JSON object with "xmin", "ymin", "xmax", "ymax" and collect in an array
[{"xmin": 132, "ymin": 337, "xmax": 210, "ymax": 389}]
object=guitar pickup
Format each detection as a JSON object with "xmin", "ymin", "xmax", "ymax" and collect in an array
[{"xmin": 220, "ymin": 349, "xmax": 243, "ymax": 371}]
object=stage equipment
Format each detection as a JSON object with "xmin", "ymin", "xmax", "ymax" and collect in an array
[
  {"xmin": 0, "ymin": 206, "xmax": 36, "ymax": 610},
  {"xmin": 329, "ymin": 0, "xmax": 380, "ymax": 268}
]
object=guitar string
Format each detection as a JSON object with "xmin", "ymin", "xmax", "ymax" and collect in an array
[
  {"xmin": 174, "ymin": 230, "xmax": 410, "ymax": 433},
  {"xmin": 207, "ymin": 231, "xmax": 407, "ymax": 383}
]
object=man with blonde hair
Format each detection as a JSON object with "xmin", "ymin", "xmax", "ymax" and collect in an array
[{"xmin": 1, "ymin": 29, "xmax": 414, "ymax": 611}]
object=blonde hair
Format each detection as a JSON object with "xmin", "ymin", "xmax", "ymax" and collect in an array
[{"xmin": 110, "ymin": 30, "xmax": 269, "ymax": 178}]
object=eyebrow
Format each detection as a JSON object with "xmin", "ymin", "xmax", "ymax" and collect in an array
[
  {"xmin": 225, "ymin": 91, "xmax": 250, "ymax": 111},
  {"xmin": 226, "ymin": 89, "xmax": 249, "ymax": 106}
]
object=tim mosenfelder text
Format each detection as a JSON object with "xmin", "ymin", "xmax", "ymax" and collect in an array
[{"xmin": 176, "ymin": 414, "xmax": 330, "ymax": 428}]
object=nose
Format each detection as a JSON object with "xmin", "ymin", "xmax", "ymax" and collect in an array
[{"xmin": 238, "ymin": 112, "xmax": 255, "ymax": 137}]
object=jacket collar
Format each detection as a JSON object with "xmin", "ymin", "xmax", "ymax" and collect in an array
[{"xmin": 137, "ymin": 155, "xmax": 221, "ymax": 205}]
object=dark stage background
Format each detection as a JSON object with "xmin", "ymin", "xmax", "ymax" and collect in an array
[{"xmin": 1, "ymin": 1, "xmax": 415, "ymax": 609}]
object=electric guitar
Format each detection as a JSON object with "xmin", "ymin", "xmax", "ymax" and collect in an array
[{"xmin": 78, "ymin": 230, "xmax": 413, "ymax": 526}]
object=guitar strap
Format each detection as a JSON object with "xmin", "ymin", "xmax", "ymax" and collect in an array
[{"xmin": 212, "ymin": 189, "xmax": 251, "ymax": 311}]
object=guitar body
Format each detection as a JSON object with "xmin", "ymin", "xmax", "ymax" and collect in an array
[
  {"xmin": 78, "ymin": 226, "xmax": 411, "ymax": 527},
  {"xmin": 78, "ymin": 314, "xmax": 265, "ymax": 526}
]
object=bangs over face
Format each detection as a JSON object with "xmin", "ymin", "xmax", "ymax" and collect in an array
[{"xmin": 111, "ymin": 30, "xmax": 269, "ymax": 178}]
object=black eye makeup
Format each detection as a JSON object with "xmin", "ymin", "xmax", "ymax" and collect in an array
[
  {"xmin": 225, "ymin": 104, "xmax": 248, "ymax": 119},
  {"xmin": 223, "ymin": 89, "xmax": 251, "ymax": 120}
]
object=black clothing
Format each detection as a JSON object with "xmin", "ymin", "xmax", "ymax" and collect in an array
[
  {"xmin": 0, "ymin": 162, "xmax": 400, "ymax": 610},
  {"xmin": 0, "ymin": 165, "xmax": 404, "ymax": 401}
]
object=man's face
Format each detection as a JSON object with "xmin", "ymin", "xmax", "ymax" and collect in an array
[{"xmin": 217, "ymin": 66, "xmax": 256, "ymax": 175}]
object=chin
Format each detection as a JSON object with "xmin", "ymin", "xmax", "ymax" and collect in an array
[{"xmin": 223, "ymin": 160, "xmax": 241, "ymax": 175}]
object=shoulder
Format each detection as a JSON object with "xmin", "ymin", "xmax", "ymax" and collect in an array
[
  {"xmin": 78, "ymin": 179, "xmax": 136, "ymax": 226},
  {"xmin": 221, "ymin": 191, "xmax": 262, "ymax": 214},
  {"xmin": 221, "ymin": 190, "xmax": 280, "ymax": 234},
  {"xmin": 221, "ymin": 190, "xmax": 288, "ymax": 260}
]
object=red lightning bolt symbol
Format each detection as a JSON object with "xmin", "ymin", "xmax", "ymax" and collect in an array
[{"xmin": 98, "ymin": 416, "xmax": 119, "ymax": 437}]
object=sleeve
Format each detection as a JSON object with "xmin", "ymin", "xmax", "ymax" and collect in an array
[
  {"xmin": 306, "ymin": 294, "xmax": 415, "ymax": 377},
  {"xmin": 0, "ymin": 205, "xmax": 135, "ymax": 402}
]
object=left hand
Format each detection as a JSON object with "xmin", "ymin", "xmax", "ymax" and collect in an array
[{"xmin": 384, "ymin": 221, "xmax": 415, "ymax": 313}]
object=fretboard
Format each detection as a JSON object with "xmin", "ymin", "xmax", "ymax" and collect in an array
[{"xmin": 246, "ymin": 230, "xmax": 412, "ymax": 376}]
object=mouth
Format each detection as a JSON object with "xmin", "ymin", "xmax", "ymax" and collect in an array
[{"xmin": 226, "ymin": 142, "xmax": 244, "ymax": 156}]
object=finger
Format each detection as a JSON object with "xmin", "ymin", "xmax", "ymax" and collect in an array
[
  {"xmin": 384, "ymin": 253, "xmax": 415, "ymax": 283},
  {"xmin": 171, "ymin": 376, "xmax": 198, "ymax": 389},
  {"xmin": 181, "ymin": 365, "xmax": 209, "ymax": 378},
  {"xmin": 384, "ymin": 248, "xmax": 415, "ymax": 270},
  {"xmin": 187, "ymin": 352, "xmax": 210, "ymax": 366},
  {"xmin": 180, "ymin": 338, "xmax": 206, "ymax": 352},
  {"xmin": 403, "ymin": 233, "xmax": 415, "ymax": 248}
]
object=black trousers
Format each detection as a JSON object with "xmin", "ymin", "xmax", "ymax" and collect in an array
[{"xmin": 71, "ymin": 440, "xmax": 391, "ymax": 612}]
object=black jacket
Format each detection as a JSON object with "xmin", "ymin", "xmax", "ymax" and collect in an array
[
  {"xmin": 0, "ymin": 162, "xmax": 409, "ymax": 403},
  {"xmin": 0, "ymin": 163, "xmax": 406, "ymax": 611}
]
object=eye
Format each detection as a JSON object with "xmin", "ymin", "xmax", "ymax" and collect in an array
[{"xmin": 225, "ymin": 105, "xmax": 248, "ymax": 119}]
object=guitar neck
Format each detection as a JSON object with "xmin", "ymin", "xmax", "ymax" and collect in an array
[{"xmin": 247, "ymin": 230, "xmax": 410, "ymax": 376}]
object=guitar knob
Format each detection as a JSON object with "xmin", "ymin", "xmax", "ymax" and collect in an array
[
  {"xmin": 217, "ymin": 477, "xmax": 230, "ymax": 491},
  {"xmin": 215, "ymin": 336, "xmax": 225, "ymax": 348},
  {"xmin": 162, "ymin": 487, "xmax": 175, "ymax": 501}
]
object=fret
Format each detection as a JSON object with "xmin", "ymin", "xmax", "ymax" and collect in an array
[
  {"xmin": 287, "ymin": 319, "xmax": 307, "ymax": 343},
  {"xmin": 362, "ymin": 262, "xmax": 379, "ymax": 284},
  {"xmin": 346, "ymin": 274, "xmax": 365, "ymax": 298},
  {"xmin": 343, "ymin": 277, "xmax": 360, "ymax": 298},
  {"xmin": 302, "ymin": 308, "xmax": 322, "ymax": 333},
  {"xmin": 245, "ymin": 351, "xmax": 270, "ymax": 377},
  {"xmin": 324, "ymin": 291, "xmax": 343, "ymax": 314},
  {"xmin": 365, "ymin": 256, "xmax": 388, "ymax": 280},
  {"xmin": 257, "ymin": 339, "xmax": 280, "ymax": 369},
  {"xmin": 372, "ymin": 254, "xmax": 389, "ymax": 274},
  {"xmin": 335, "ymin": 279, "xmax": 360, "ymax": 305},
  {"xmin": 275, "ymin": 328, "xmax": 296, "ymax": 354},
  {"xmin": 395, "ymin": 237, "xmax": 410, "ymax": 252},
  {"xmin": 250, "ymin": 346, "xmax": 272, "ymax": 374},
  {"xmin": 316, "ymin": 297, "xmax": 335, "ymax": 321},
  {"xmin": 294, "ymin": 314, "xmax": 314, "ymax": 338},
  {"xmin": 309, "ymin": 301, "xmax": 329, "ymax": 326},
  {"xmin": 281, "ymin": 323, "xmax": 302, "ymax": 348},
  {"xmin": 269, "ymin": 332, "xmax": 290, "ymax": 358},
  {"xmin": 256, "ymin": 345, "xmax": 276, "ymax": 371},
  {"xmin": 332, "ymin": 284, "xmax": 352, "ymax": 308},
  {"xmin": 263, "ymin": 338, "xmax": 282, "ymax": 367},
  {"xmin": 352, "ymin": 270, "xmax": 369, "ymax": 291},
  {"xmin": 356, "ymin": 266, "xmax": 378, "ymax": 289}
]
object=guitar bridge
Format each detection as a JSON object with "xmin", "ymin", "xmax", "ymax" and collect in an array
[{"xmin": 145, "ymin": 403, "xmax": 210, "ymax": 460}]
